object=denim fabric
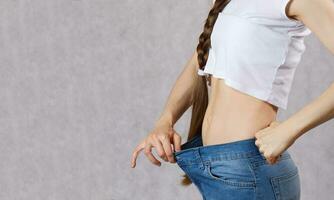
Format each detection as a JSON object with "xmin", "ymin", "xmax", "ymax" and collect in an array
[{"xmin": 173, "ymin": 134, "xmax": 300, "ymax": 200}]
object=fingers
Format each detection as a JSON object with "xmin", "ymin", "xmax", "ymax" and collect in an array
[
  {"xmin": 131, "ymin": 141, "xmax": 145, "ymax": 168},
  {"xmin": 131, "ymin": 141, "xmax": 165, "ymax": 168},
  {"xmin": 131, "ymin": 131, "xmax": 180, "ymax": 168},
  {"xmin": 254, "ymin": 129, "xmax": 266, "ymax": 139},
  {"xmin": 272, "ymin": 154, "xmax": 283, "ymax": 164},
  {"xmin": 266, "ymin": 154, "xmax": 280, "ymax": 165},
  {"xmin": 269, "ymin": 156, "xmax": 279, "ymax": 165},
  {"xmin": 255, "ymin": 140, "xmax": 272, "ymax": 161},
  {"xmin": 258, "ymin": 143, "xmax": 266, "ymax": 154},
  {"xmin": 154, "ymin": 133, "xmax": 184, "ymax": 163},
  {"xmin": 154, "ymin": 139, "xmax": 168, "ymax": 162},
  {"xmin": 269, "ymin": 120, "xmax": 280, "ymax": 128},
  {"xmin": 160, "ymin": 135, "xmax": 175, "ymax": 163},
  {"xmin": 263, "ymin": 150, "xmax": 275, "ymax": 165},
  {"xmin": 144, "ymin": 143, "xmax": 162, "ymax": 166},
  {"xmin": 172, "ymin": 132, "xmax": 182, "ymax": 152},
  {"xmin": 255, "ymin": 141, "xmax": 280, "ymax": 165},
  {"xmin": 256, "ymin": 142, "xmax": 271, "ymax": 160}
]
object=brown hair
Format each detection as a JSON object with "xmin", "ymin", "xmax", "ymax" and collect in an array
[{"xmin": 180, "ymin": 0, "xmax": 231, "ymax": 186}]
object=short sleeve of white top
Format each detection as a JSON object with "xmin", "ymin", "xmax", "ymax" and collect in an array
[{"xmin": 198, "ymin": 0, "xmax": 312, "ymax": 110}]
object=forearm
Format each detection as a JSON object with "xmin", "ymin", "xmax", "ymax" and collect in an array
[
  {"xmin": 280, "ymin": 0, "xmax": 334, "ymax": 140},
  {"xmin": 280, "ymin": 82, "xmax": 334, "ymax": 140},
  {"xmin": 155, "ymin": 50, "xmax": 200, "ymax": 127}
]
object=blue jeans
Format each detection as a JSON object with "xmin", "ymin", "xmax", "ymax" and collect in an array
[{"xmin": 173, "ymin": 134, "xmax": 300, "ymax": 200}]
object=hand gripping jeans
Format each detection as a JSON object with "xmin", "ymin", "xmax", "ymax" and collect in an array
[{"xmin": 173, "ymin": 134, "xmax": 301, "ymax": 200}]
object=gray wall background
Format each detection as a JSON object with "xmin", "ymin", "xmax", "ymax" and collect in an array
[{"xmin": 0, "ymin": 0, "xmax": 333, "ymax": 199}]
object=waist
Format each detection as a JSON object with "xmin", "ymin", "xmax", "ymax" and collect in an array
[
  {"xmin": 202, "ymin": 77, "xmax": 278, "ymax": 145},
  {"xmin": 173, "ymin": 134, "xmax": 291, "ymax": 167}
]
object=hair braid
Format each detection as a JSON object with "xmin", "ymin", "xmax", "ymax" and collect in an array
[{"xmin": 179, "ymin": 0, "xmax": 231, "ymax": 186}]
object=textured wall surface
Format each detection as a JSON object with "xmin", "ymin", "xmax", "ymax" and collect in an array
[{"xmin": 0, "ymin": 0, "xmax": 333, "ymax": 200}]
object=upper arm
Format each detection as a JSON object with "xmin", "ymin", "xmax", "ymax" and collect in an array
[
  {"xmin": 190, "ymin": 49, "xmax": 199, "ymax": 70},
  {"xmin": 289, "ymin": 0, "xmax": 334, "ymax": 53}
]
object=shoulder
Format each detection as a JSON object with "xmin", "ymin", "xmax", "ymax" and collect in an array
[{"xmin": 287, "ymin": 0, "xmax": 330, "ymax": 21}]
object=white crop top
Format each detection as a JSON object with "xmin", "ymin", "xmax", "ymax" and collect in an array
[{"xmin": 198, "ymin": 0, "xmax": 312, "ymax": 110}]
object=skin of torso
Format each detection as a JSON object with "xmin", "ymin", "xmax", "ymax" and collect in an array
[{"xmin": 202, "ymin": 76, "xmax": 278, "ymax": 146}]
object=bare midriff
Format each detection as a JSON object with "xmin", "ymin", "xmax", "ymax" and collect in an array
[{"xmin": 202, "ymin": 76, "xmax": 278, "ymax": 146}]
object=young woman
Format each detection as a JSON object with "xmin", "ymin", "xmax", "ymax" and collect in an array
[{"xmin": 131, "ymin": 0, "xmax": 334, "ymax": 199}]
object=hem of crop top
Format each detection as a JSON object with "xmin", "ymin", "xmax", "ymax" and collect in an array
[{"xmin": 197, "ymin": 69, "xmax": 288, "ymax": 110}]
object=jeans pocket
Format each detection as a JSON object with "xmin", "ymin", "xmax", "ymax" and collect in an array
[
  {"xmin": 270, "ymin": 167, "xmax": 301, "ymax": 200},
  {"xmin": 206, "ymin": 159, "xmax": 256, "ymax": 188}
]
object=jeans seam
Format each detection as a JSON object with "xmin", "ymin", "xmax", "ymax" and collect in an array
[
  {"xmin": 206, "ymin": 162, "xmax": 256, "ymax": 188},
  {"xmin": 269, "ymin": 166, "xmax": 299, "ymax": 200},
  {"xmin": 251, "ymin": 154, "xmax": 291, "ymax": 168},
  {"xmin": 247, "ymin": 160, "xmax": 257, "ymax": 186},
  {"xmin": 270, "ymin": 177, "xmax": 280, "ymax": 200}
]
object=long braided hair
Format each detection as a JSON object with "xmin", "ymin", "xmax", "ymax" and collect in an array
[{"xmin": 180, "ymin": 0, "xmax": 231, "ymax": 186}]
